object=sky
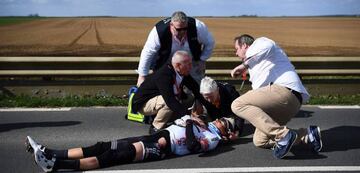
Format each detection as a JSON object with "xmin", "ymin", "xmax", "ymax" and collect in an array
[{"xmin": 0, "ymin": 0, "xmax": 359, "ymax": 17}]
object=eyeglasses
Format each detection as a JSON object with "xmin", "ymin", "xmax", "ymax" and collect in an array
[
  {"xmin": 214, "ymin": 119, "xmax": 228, "ymax": 136},
  {"xmin": 219, "ymin": 118, "xmax": 234, "ymax": 135}
]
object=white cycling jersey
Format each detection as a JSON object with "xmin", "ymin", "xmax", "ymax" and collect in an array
[{"xmin": 166, "ymin": 123, "xmax": 220, "ymax": 156}]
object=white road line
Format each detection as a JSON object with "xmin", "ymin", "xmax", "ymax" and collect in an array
[
  {"xmin": 85, "ymin": 166, "xmax": 360, "ymax": 173},
  {"xmin": 0, "ymin": 108, "xmax": 71, "ymax": 112},
  {"xmin": 318, "ymin": 105, "xmax": 360, "ymax": 109}
]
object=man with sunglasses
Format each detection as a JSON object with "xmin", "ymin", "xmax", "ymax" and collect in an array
[
  {"xmin": 137, "ymin": 11, "xmax": 214, "ymax": 86},
  {"xmin": 25, "ymin": 115, "xmax": 242, "ymax": 172}
]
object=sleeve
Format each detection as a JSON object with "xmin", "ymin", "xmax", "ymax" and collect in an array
[
  {"xmin": 183, "ymin": 76, "xmax": 219, "ymax": 120},
  {"xmin": 183, "ymin": 75, "xmax": 205, "ymax": 103},
  {"xmin": 195, "ymin": 19, "xmax": 215, "ymax": 61},
  {"xmin": 244, "ymin": 37, "xmax": 275, "ymax": 68},
  {"xmin": 185, "ymin": 120, "xmax": 202, "ymax": 153},
  {"xmin": 137, "ymin": 27, "xmax": 161, "ymax": 76},
  {"xmin": 155, "ymin": 73, "xmax": 189, "ymax": 117},
  {"xmin": 222, "ymin": 83, "xmax": 240, "ymax": 101}
]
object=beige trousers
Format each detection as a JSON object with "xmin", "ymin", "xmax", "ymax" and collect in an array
[
  {"xmin": 139, "ymin": 95, "xmax": 193, "ymax": 129},
  {"xmin": 231, "ymin": 84, "xmax": 309, "ymax": 148}
]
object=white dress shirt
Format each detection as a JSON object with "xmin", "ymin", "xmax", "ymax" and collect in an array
[
  {"xmin": 244, "ymin": 37, "xmax": 310, "ymax": 103},
  {"xmin": 173, "ymin": 70, "xmax": 183, "ymax": 96},
  {"xmin": 137, "ymin": 18, "xmax": 215, "ymax": 76}
]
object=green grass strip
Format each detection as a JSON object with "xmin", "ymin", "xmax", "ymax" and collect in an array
[
  {"xmin": 0, "ymin": 94, "xmax": 359, "ymax": 107},
  {"xmin": 0, "ymin": 17, "xmax": 39, "ymax": 26},
  {"xmin": 308, "ymin": 94, "xmax": 360, "ymax": 105}
]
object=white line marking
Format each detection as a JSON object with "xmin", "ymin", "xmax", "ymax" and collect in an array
[
  {"xmin": 84, "ymin": 166, "xmax": 360, "ymax": 173},
  {"xmin": 318, "ymin": 105, "xmax": 360, "ymax": 109},
  {"xmin": 0, "ymin": 108, "xmax": 71, "ymax": 112}
]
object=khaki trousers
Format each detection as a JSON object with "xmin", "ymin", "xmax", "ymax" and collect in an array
[
  {"xmin": 231, "ymin": 84, "xmax": 309, "ymax": 148},
  {"xmin": 139, "ymin": 95, "xmax": 193, "ymax": 129}
]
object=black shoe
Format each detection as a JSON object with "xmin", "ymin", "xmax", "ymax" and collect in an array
[
  {"xmin": 273, "ymin": 130, "xmax": 298, "ymax": 159},
  {"xmin": 149, "ymin": 125, "xmax": 160, "ymax": 135},
  {"xmin": 144, "ymin": 115, "xmax": 155, "ymax": 124}
]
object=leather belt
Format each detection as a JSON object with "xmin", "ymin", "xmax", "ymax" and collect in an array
[
  {"xmin": 269, "ymin": 82, "xmax": 303, "ymax": 104},
  {"xmin": 286, "ymin": 87, "xmax": 303, "ymax": 104}
]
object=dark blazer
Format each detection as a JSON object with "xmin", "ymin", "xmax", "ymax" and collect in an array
[
  {"xmin": 132, "ymin": 63, "xmax": 206, "ymax": 118},
  {"xmin": 205, "ymin": 82, "xmax": 245, "ymax": 135},
  {"xmin": 204, "ymin": 83, "xmax": 239, "ymax": 120}
]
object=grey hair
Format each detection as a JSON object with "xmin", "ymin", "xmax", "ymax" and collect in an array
[
  {"xmin": 234, "ymin": 34, "xmax": 254, "ymax": 46},
  {"xmin": 200, "ymin": 76, "xmax": 218, "ymax": 94},
  {"xmin": 171, "ymin": 11, "xmax": 188, "ymax": 23},
  {"xmin": 171, "ymin": 50, "xmax": 191, "ymax": 64}
]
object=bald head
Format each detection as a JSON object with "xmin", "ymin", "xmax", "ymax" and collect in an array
[{"xmin": 171, "ymin": 50, "xmax": 192, "ymax": 76}]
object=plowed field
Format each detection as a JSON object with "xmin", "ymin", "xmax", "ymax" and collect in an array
[{"xmin": 0, "ymin": 17, "xmax": 359, "ymax": 56}]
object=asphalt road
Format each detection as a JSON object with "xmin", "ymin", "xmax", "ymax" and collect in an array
[{"xmin": 0, "ymin": 106, "xmax": 360, "ymax": 173}]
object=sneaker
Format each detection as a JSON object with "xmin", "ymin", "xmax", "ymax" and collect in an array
[
  {"xmin": 273, "ymin": 130, "xmax": 298, "ymax": 159},
  {"xmin": 34, "ymin": 148, "xmax": 55, "ymax": 172},
  {"xmin": 308, "ymin": 125, "xmax": 323, "ymax": 153},
  {"xmin": 25, "ymin": 136, "xmax": 45, "ymax": 154}
]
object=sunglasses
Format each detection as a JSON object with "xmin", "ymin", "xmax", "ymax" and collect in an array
[
  {"xmin": 173, "ymin": 26, "xmax": 188, "ymax": 32},
  {"xmin": 214, "ymin": 119, "xmax": 228, "ymax": 137},
  {"xmin": 219, "ymin": 118, "xmax": 234, "ymax": 135}
]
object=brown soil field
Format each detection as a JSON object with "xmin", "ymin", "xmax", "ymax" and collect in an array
[{"xmin": 0, "ymin": 17, "xmax": 359, "ymax": 57}]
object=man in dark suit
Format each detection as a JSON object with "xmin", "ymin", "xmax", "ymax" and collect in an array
[{"xmin": 132, "ymin": 50, "xmax": 209, "ymax": 134}]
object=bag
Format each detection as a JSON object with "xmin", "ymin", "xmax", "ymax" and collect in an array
[{"xmin": 126, "ymin": 86, "xmax": 145, "ymax": 123}]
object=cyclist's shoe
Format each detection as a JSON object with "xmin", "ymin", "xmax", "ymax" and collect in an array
[{"xmin": 34, "ymin": 148, "xmax": 55, "ymax": 172}]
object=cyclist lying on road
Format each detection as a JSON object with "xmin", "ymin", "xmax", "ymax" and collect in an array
[{"xmin": 25, "ymin": 115, "xmax": 243, "ymax": 172}]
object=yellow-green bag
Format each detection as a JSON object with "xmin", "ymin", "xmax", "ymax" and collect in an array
[{"xmin": 127, "ymin": 92, "xmax": 145, "ymax": 123}]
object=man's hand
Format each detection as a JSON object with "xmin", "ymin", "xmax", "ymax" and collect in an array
[
  {"xmin": 137, "ymin": 75, "xmax": 146, "ymax": 87},
  {"xmin": 191, "ymin": 116, "xmax": 206, "ymax": 129},
  {"xmin": 191, "ymin": 100, "xmax": 204, "ymax": 116},
  {"xmin": 231, "ymin": 64, "xmax": 247, "ymax": 78}
]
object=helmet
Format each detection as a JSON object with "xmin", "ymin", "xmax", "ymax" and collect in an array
[{"xmin": 221, "ymin": 117, "xmax": 244, "ymax": 136}]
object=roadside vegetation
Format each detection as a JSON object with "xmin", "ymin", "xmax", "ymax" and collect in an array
[
  {"xmin": 0, "ymin": 94, "xmax": 358, "ymax": 107},
  {"xmin": 0, "ymin": 16, "xmax": 40, "ymax": 26}
]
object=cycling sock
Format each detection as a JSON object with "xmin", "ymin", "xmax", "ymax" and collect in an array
[
  {"xmin": 53, "ymin": 159, "xmax": 80, "ymax": 170},
  {"xmin": 44, "ymin": 148, "xmax": 68, "ymax": 159}
]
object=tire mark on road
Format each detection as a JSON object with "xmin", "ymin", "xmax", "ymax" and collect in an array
[
  {"xmin": 69, "ymin": 19, "xmax": 93, "ymax": 46},
  {"xmin": 94, "ymin": 20, "xmax": 104, "ymax": 46}
]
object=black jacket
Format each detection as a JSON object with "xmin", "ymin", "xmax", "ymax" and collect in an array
[
  {"xmin": 205, "ymin": 82, "xmax": 240, "ymax": 120},
  {"xmin": 205, "ymin": 82, "xmax": 245, "ymax": 136},
  {"xmin": 132, "ymin": 63, "xmax": 207, "ymax": 118}
]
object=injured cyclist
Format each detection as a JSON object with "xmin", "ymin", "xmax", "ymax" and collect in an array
[{"xmin": 25, "ymin": 115, "xmax": 243, "ymax": 172}]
